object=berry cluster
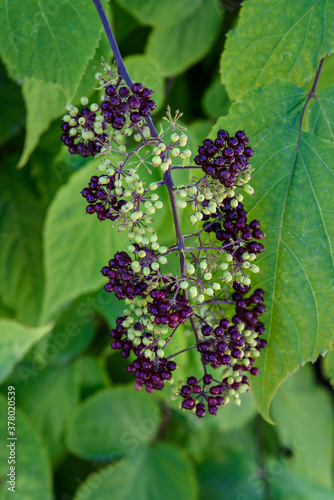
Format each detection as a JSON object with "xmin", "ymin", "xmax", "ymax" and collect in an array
[
  {"xmin": 101, "ymin": 82, "xmax": 156, "ymax": 128},
  {"xmin": 110, "ymin": 317, "xmax": 177, "ymax": 392},
  {"xmin": 101, "ymin": 251, "xmax": 150, "ymax": 300},
  {"xmin": 81, "ymin": 174, "xmax": 126, "ymax": 221},
  {"xmin": 61, "ymin": 104, "xmax": 107, "ymax": 157},
  {"xmin": 194, "ymin": 130, "xmax": 253, "ymax": 188},
  {"xmin": 148, "ymin": 289, "xmax": 193, "ymax": 328},
  {"xmin": 180, "ymin": 373, "xmax": 249, "ymax": 417},
  {"xmin": 203, "ymin": 197, "xmax": 265, "ymax": 258}
]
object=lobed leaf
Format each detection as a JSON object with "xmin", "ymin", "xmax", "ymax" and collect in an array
[{"xmin": 221, "ymin": 0, "xmax": 334, "ymax": 101}]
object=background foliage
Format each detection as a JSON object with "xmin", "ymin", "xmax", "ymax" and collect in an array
[{"xmin": 0, "ymin": 0, "xmax": 333, "ymax": 498}]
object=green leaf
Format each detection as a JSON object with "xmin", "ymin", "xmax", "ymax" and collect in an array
[
  {"xmin": 202, "ymin": 77, "xmax": 231, "ymax": 118},
  {"xmin": 146, "ymin": 0, "xmax": 222, "ymax": 77},
  {"xmin": 307, "ymin": 84, "xmax": 334, "ymax": 142},
  {"xmin": 73, "ymin": 443, "xmax": 198, "ymax": 500},
  {"xmin": 41, "ymin": 160, "xmax": 129, "ymax": 323},
  {"xmin": 18, "ymin": 35, "xmax": 112, "ymax": 168},
  {"xmin": 123, "ymin": 55, "xmax": 164, "ymax": 109},
  {"xmin": 0, "ymin": 0, "xmax": 106, "ymax": 98},
  {"xmin": 0, "ymin": 319, "xmax": 50, "ymax": 383},
  {"xmin": 221, "ymin": 0, "xmax": 334, "ymax": 101},
  {"xmin": 66, "ymin": 387, "xmax": 162, "ymax": 461},
  {"xmin": 115, "ymin": 0, "xmax": 200, "ymax": 28},
  {"xmin": 212, "ymin": 81, "xmax": 334, "ymax": 421},
  {"xmin": 271, "ymin": 365, "xmax": 334, "ymax": 488},
  {"xmin": 324, "ymin": 350, "xmax": 334, "ymax": 387},
  {"xmin": 14, "ymin": 364, "xmax": 78, "ymax": 464},
  {"xmin": 0, "ymin": 160, "xmax": 46, "ymax": 325},
  {"xmin": 0, "ymin": 395, "xmax": 53, "ymax": 500},
  {"xmin": 0, "ymin": 61, "xmax": 25, "ymax": 146}
]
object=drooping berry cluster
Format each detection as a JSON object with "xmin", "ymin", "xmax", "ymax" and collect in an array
[
  {"xmin": 65, "ymin": 65, "xmax": 268, "ymax": 418},
  {"xmin": 101, "ymin": 82, "xmax": 156, "ymax": 128},
  {"xmin": 81, "ymin": 174, "xmax": 126, "ymax": 221},
  {"xmin": 194, "ymin": 130, "xmax": 253, "ymax": 188}
]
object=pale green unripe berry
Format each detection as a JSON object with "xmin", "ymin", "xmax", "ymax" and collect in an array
[
  {"xmin": 144, "ymin": 348, "xmax": 152, "ymax": 358},
  {"xmin": 131, "ymin": 211, "xmax": 142, "ymax": 221},
  {"xmin": 200, "ymin": 261, "xmax": 207, "ymax": 270},
  {"xmin": 243, "ymin": 253, "xmax": 250, "ymax": 260},
  {"xmin": 189, "ymin": 286, "xmax": 198, "ymax": 298},
  {"xmin": 239, "ymin": 384, "xmax": 249, "ymax": 394},
  {"xmin": 243, "ymin": 277, "xmax": 251, "ymax": 286},
  {"xmin": 230, "ymin": 198, "xmax": 238, "ymax": 208},
  {"xmin": 82, "ymin": 130, "xmax": 94, "ymax": 140},
  {"xmin": 182, "ymin": 149, "xmax": 192, "ymax": 158},
  {"xmin": 78, "ymin": 117, "xmax": 86, "ymax": 125},
  {"xmin": 99, "ymin": 176, "xmax": 111, "ymax": 185},
  {"xmin": 180, "ymin": 281, "xmax": 188, "ymax": 289},
  {"xmin": 69, "ymin": 118, "xmax": 77, "ymax": 126},
  {"xmin": 234, "ymin": 398, "xmax": 241, "ymax": 406},
  {"xmin": 236, "ymin": 194, "xmax": 243, "ymax": 202},
  {"xmin": 195, "ymin": 212, "xmax": 203, "ymax": 221},
  {"xmin": 243, "ymin": 184, "xmax": 254, "ymax": 195},
  {"xmin": 138, "ymin": 250, "xmax": 146, "ymax": 258},
  {"xmin": 119, "ymin": 145, "xmax": 126, "ymax": 153},
  {"xmin": 142, "ymin": 337, "xmax": 150, "ymax": 346},
  {"xmin": 178, "ymin": 190, "xmax": 187, "ymax": 198},
  {"xmin": 150, "ymin": 194, "xmax": 159, "ymax": 202},
  {"xmin": 186, "ymin": 264, "xmax": 195, "ymax": 275},
  {"xmin": 171, "ymin": 147, "xmax": 180, "ymax": 157},
  {"xmin": 188, "ymin": 186, "xmax": 197, "ymax": 195},
  {"xmin": 250, "ymin": 265, "xmax": 260, "ymax": 273},
  {"xmin": 204, "ymin": 272, "xmax": 212, "ymax": 280},
  {"xmin": 158, "ymin": 256, "xmax": 167, "ymax": 265},
  {"xmin": 125, "ymin": 128, "xmax": 132, "ymax": 136},
  {"xmin": 206, "ymin": 288, "xmax": 214, "ymax": 296},
  {"xmin": 212, "ymin": 283, "xmax": 221, "ymax": 290},
  {"xmin": 142, "ymin": 267, "xmax": 150, "ymax": 276},
  {"xmin": 63, "ymin": 114, "xmax": 71, "ymax": 122},
  {"xmin": 190, "ymin": 215, "xmax": 197, "ymax": 224},
  {"xmin": 242, "ymin": 261, "xmax": 250, "ymax": 269},
  {"xmin": 151, "ymin": 242, "xmax": 159, "ymax": 251},
  {"xmin": 249, "ymin": 253, "xmax": 257, "ymax": 261},
  {"xmin": 152, "ymin": 156, "xmax": 162, "ymax": 166},
  {"xmin": 243, "ymin": 358, "xmax": 250, "ymax": 367},
  {"xmin": 127, "ymin": 245, "xmax": 136, "ymax": 253},
  {"xmin": 131, "ymin": 260, "xmax": 141, "ymax": 272},
  {"xmin": 204, "ymin": 192, "xmax": 213, "ymax": 200},
  {"xmin": 149, "ymin": 182, "xmax": 158, "ymax": 190},
  {"xmin": 133, "ymin": 337, "xmax": 142, "ymax": 346},
  {"xmin": 159, "ymin": 246, "xmax": 167, "ymax": 254},
  {"xmin": 153, "ymin": 146, "xmax": 160, "ymax": 155},
  {"xmin": 198, "ymin": 294, "xmax": 205, "ymax": 303},
  {"xmin": 223, "ymin": 272, "xmax": 233, "ymax": 282},
  {"xmin": 171, "ymin": 133, "xmax": 179, "ymax": 142},
  {"xmin": 106, "ymin": 168, "xmax": 115, "ymax": 176},
  {"xmin": 177, "ymin": 200, "xmax": 187, "ymax": 209},
  {"xmin": 225, "ymin": 254, "xmax": 233, "ymax": 262},
  {"xmin": 226, "ymin": 188, "xmax": 235, "ymax": 198},
  {"xmin": 179, "ymin": 134, "xmax": 188, "ymax": 146},
  {"xmin": 115, "ymin": 187, "xmax": 123, "ymax": 196},
  {"xmin": 135, "ymin": 235, "xmax": 142, "ymax": 244},
  {"xmin": 151, "ymin": 262, "xmax": 160, "ymax": 271},
  {"xmin": 150, "ymin": 234, "xmax": 158, "ymax": 243},
  {"xmin": 154, "ymin": 201, "xmax": 163, "ymax": 209},
  {"xmin": 157, "ymin": 349, "xmax": 165, "ymax": 358},
  {"xmin": 134, "ymin": 133, "xmax": 141, "ymax": 142},
  {"xmin": 220, "ymin": 262, "xmax": 229, "ymax": 270},
  {"xmin": 69, "ymin": 128, "xmax": 77, "ymax": 136},
  {"xmin": 227, "ymin": 377, "xmax": 234, "ymax": 385}
]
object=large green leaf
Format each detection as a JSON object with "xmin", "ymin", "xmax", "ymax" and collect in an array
[
  {"xmin": 15, "ymin": 365, "xmax": 79, "ymax": 464},
  {"xmin": 0, "ymin": 320, "xmax": 50, "ymax": 383},
  {"xmin": 66, "ymin": 387, "xmax": 161, "ymax": 461},
  {"xmin": 0, "ymin": 161, "xmax": 45, "ymax": 325},
  {"xmin": 146, "ymin": 0, "xmax": 222, "ymax": 77},
  {"xmin": 220, "ymin": 0, "xmax": 334, "ymax": 101},
  {"xmin": 212, "ymin": 80, "xmax": 334, "ymax": 421},
  {"xmin": 271, "ymin": 365, "xmax": 334, "ymax": 488},
  {"xmin": 41, "ymin": 160, "xmax": 129, "ymax": 322},
  {"xmin": 73, "ymin": 443, "xmax": 198, "ymax": 500},
  {"xmin": 0, "ymin": 0, "xmax": 106, "ymax": 98},
  {"xmin": 0, "ymin": 395, "xmax": 53, "ymax": 500},
  {"xmin": 114, "ymin": 0, "xmax": 200, "ymax": 28}
]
